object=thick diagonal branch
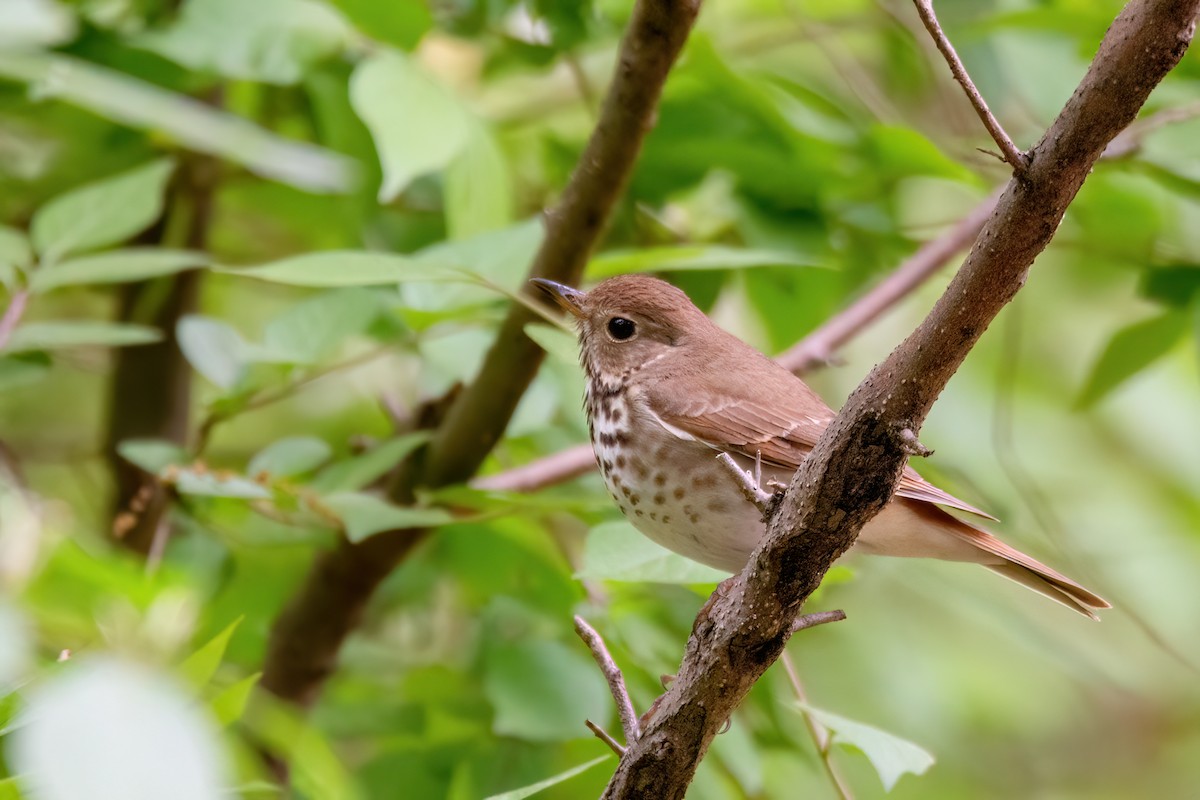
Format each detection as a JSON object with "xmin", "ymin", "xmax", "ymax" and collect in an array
[
  {"xmin": 261, "ymin": 0, "xmax": 703, "ymax": 711},
  {"xmin": 603, "ymin": 1, "xmax": 1198, "ymax": 796}
]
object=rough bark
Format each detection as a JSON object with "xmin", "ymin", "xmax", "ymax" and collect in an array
[{"xmin": 602, "ymin": 1, "xmax": 1199, "ymax": 796}]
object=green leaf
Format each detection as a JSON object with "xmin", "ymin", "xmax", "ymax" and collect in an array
[
  {"xmin": 309, "ymin": 432, "xmax": 431, "ymax": 493},
  {"xmin": 3, "ymin": 321, "xmax": 161, "ymax": 353},
  {"xmin": 483, "ymin": 639, "xmax": 612, "ymax": 742},
  {"xmin": 401, "ymin": 219, "xmax": 543, "ymax": 313},
  {"xmin": 262, "ymin": 288, "xmax": 384, "ymax": 363},
  {"xmin": 211, "ymin": 673, "xmax": 261, "ymax": 727},
  {"xmin": 350, "ymin": 49, "xmax": 470, "ymax": 202},
  {"xmin": 1076, "ymin": 311, "xmax": 1187, "ymax": 409},
  {"xmin": 117, "ymin": 439, "xmax": 189, "ymax": 473},
  {"xmin": 0, "ymin": 776, "xmax": 22, "ymax": 800},
  {"xmin": 329, "ymin": 0, "xmax": 432, "ymax": 50},
  {"xmin": 794, "ymin": 703, "xmax": 934, "ymax": 792},
  {"xmin": 482, "ymin": 756, "xmax": 610, "ymax": 800},
  {"xmin": 136, "ymin": 0, "xmax": 351, "ymax": 85},
  {"xmin": 523, "ymin": 323, "xmax": 578, "ymax": 364},
  {"xmin": 180, "ymin": 616, "xmax": 244, "ymax": 689},
  {"xmin": 248, "ymin": 436, "xmax": 332, "ymax": 478},
  {"xmin": 171, "ymin": 469, "xmax": 272, "ymax": 500},
  {"xmin": 445, "ymin": 120, "xmax": 513, "ymax": 239},
  {"xmin": 31, "ymin": 249, "xmax": 207, "ymax": 292},
  {"xmin": 0, "ymin": 225, "xmax": 32, "ymax": 272},
  {"xmin": 30, "ymin": 159, "xmax": 175, "ymax": 264},
  {"xmin": 10, "ymin": 658, "xmax": 228, "ymax": 800},
  {"xmin": 177, "ymin": 315, "xmax": 251, "ymax": 390},
  {"xmin": 0, "ymin": 354, "xmax": 50, "ymax": 392},
  {"xmin": 577, "ymin": 521, "xmax": 729, "ymax": 584},
  {"xmin": 0, "ymin": 51, "xmax": 354, "ymax": 194},
  {"xmin": 222, "ymin": 251, "xmax": 455, "ymax": 287},
  {"xmin": 587, "ymin": 245, "xmax": 822, "ymax": 279},
  {"xmin": 321, "ymin": 491, "xmax": 455, "ymax": 542}
]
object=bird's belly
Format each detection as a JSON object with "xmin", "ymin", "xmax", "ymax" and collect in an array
[{"xmin": 594, "ymin": 430, "xmax": 764, "ymax": 573}]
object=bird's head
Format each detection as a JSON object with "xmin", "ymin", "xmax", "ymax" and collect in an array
[{"xmin": 532, "ymin": 274, "xmax": 709, "ymax": 381}]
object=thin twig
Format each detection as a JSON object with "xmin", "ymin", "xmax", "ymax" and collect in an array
[
  {"xmin": 472, "ymin": 445, "xmax": 596, "ymax": 492},
  {"xmin": 0, "ymin": 290, "xmax": 29, "ymax": 352},
  {"xmin": 192, "ymin": 345, "xmax": 393, "ymax": 455},
  {"xmin": 575, "ymin": 615, "xmax": 640, "ymax": 745},
  {"xmin": 781, "ymin": 651, "xmax": 854, "ymax": 800},
  {"xmin": 587, "ymin": 719, "xmax": 627, "ymax": 755},
  {"xmin": 911, "ymin": 0, "xmax": 1028, "ymax": 173}
]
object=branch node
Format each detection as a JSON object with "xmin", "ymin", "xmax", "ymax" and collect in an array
[
  {"xmin": 791, "ymin": 609, "xmax": 848, "ymax": 633},
  {"xmin": 574, "ymin": 615, "xmax": 640, "ymax": 744},
  {"xmin": 896, "ymin": 427, "xmax": 933, "ymax": 458}
]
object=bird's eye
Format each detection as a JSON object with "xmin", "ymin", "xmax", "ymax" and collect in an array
[{"xmin": 607, "ymin": 317, "xmax": 636, "ymax": 341}]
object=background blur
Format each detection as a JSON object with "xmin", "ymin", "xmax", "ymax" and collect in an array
[{"xmin": 1, "ymin": 0, "xmax": 1199, "ymax": 798}]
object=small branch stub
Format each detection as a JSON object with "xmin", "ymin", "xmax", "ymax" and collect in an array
[
  {"xmin": 896, "ymin": 427, "xmax": 933, "ymax": 457},
  {"xmin": 791, "ymin": 609, "xmax": 847, "ymax": 633}
]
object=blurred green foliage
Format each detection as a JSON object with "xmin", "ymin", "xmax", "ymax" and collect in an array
[{"xmin": 1, "ymin": 0, "xmax": 1199, "ymax": 798}]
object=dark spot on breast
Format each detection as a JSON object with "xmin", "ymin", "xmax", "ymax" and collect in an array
[
  {"xmin": 673, "ymin": 487, "xmax": 685, "ymax": 500},
  {"xmin": 622, "ymin": 486, "xmax": 632, "ymax": 498},
  {"xmin": 615, "ymin": 454, "xmax": 626, "ymax": 469},
  {"xmin": 662, "ymin": 515, "xmax": 671, "ymax": 524},
  {"xmin": 634, "ymin": 460, "xmax": 649, "ymax": 479},
  {"xmin": 629, "ymin": 494, "xmax": 640, "ymax": 506},
  {"xmin": 611, "ymin": 407, "xmax": 623, "ymax": 423},
  {"xmin": 706, "ymin": 499, "xmax": 729, "ymax": 513},
  {"xmin": 612, "ymin": 475, "xmax": 623, "ymax": 488},
  {"xmin": 636, "ymin": 509, "xmax": 644, "ymax": 517},
  {"xmin": 653, "ymin": 493, "xmax": 665, "ymax": 505},
  {"xmin": 654, "ymin": 473, "xmax": 666, "ymax": 487},
  {"xmin": 601, "ymin": 459, "xmax": 612, "ymax": 475},
  {"xmin": 683, "ymin": 505, "xmax": 694, "ymax": 516},
  {"xmin": 692, "ymin": 473, "xmax": 718, "ymax": 489},
  {"xmin": 649, "ymin": 512, "xmax": 658, "ymax": 521},
  {"xmin": 689, "ymin": 513, "xmax": 701, "ymax": 524}
]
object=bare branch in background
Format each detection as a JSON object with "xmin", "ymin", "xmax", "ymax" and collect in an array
[
  {"xmin": 260, "ymin": 0, "xmax": 704, "ymax": 714},
  {"xmin": 603, "ymin": 1, "xmax": 1198, "ymax": 795}
]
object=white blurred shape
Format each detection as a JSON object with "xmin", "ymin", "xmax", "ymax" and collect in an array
[{"xmin": 12, "ymin": 658, "xmax": 228, "ymax": 800}]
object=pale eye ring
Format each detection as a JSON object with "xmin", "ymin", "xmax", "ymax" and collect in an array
[{"xmin": 607, "ymin": 317, "xmax": 636, "ymax": 341}]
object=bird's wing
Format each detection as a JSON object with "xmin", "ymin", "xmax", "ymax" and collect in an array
[{"xmin": 646, "ymin": 384, "xmax": 996, "ymax": 521}]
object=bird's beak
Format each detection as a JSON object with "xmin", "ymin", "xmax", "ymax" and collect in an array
[{"xmin": 531, "ymin": 278, "xmax": 586, "ymax": 319}]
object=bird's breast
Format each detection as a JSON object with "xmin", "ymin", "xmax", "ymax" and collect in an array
[{"xmin": 588, "ymin": 387, "xmax": 764, "ymax": 573}]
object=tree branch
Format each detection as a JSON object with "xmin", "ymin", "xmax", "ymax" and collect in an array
[
  {"xmin": 912, "ymin": 0, "xmax": 1029, "ymax": 173},
  {"xmin": 575, "ymin": 616, "xmax": 640, "ymax": 746},
  {"xmin": 260, "ymin": 0, "xmax": 703, "ymax": 712},
  {"xmin": 603, "ymin": 1, "xmax": 1198, "ymax": 796}
]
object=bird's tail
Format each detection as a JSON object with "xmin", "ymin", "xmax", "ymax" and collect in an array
[{"xmin": 945, "ymin": 516, "xmax": 1110, "ymax": 620}]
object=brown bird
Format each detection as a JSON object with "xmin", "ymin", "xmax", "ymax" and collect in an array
[{"xmin": 534, "ymin": 274, "xmax": 1109, "ymax": 619}]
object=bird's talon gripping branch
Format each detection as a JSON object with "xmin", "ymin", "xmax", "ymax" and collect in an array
[{"xmin": 716, "ymin": 452, "xmax": 775, "ymax": 513}]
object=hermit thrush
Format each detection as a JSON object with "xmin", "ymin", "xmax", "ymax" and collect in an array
[{"xmin": 534, "ymin": 274, "xmax": 1109, "ymax": 619}]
